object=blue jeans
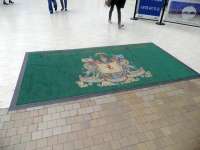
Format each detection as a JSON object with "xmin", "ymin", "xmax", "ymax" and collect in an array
[
  {"xmin": 48, "ymin": 0, "xmax": 57, "ymax": 13},
  {"xmin": 60, "ymin": 0, "xmax": 67, "ymax": 9}
]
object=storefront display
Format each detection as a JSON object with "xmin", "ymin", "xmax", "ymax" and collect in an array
[{"xmin": 164, "ymin": 0, "xmax": 200, "ymax": 27}]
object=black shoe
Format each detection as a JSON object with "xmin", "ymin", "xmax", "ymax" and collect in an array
[
  {"xmin": 54, "ymin": 7, "xmax": 57, "ymax": 11},
  {"xmin": 61, "ymin": 8, "xmax": 64, "ymax": 11},
  {"xmin": 118, "ymin": 24, "xmax": 124, "ymax": 29},
  {"xmin": 9, "ymin": 0, "xmax": 14, "ymax": 4},
  {"xmin": 65, "ymin": 8, "xmax": 67, "ymax": 11},
  {"xmin": 3, "ymin": 1, "xmax": 9, "ymax": 5},
  {"xmin": 50, "ymin": 11, "xmax": 53, "ymax": 14}
]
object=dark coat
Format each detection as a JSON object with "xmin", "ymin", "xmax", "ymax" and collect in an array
[{"xmin": 111, "ymin": 0, "xmax": 126, "ymax": 8}]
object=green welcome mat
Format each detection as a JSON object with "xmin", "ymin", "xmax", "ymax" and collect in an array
[{"xmin": 10, "ymin": 43, "xmax": 199, "ymax": 110}]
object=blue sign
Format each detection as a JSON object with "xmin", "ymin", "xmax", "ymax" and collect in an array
[
  {"xmin": 138, "ymin": 0, "xmax": 165, "ymax": 17},
  {"xmin": 169, "ymin": 1, "xmax": 200, "ymax": 15}
]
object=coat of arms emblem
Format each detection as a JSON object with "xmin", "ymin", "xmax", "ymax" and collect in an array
[{"xmin": 76, "ymin": 53, "xmax": 152, "ymax": 87}]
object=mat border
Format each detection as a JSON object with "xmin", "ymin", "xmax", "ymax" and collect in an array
[
  {"xmin": 9, "ymin": 43, "xmax": 200, "ymax": 111},
  {"xmin": 9, "ymin": 53, "xmax": 29, "ymax": 111}
]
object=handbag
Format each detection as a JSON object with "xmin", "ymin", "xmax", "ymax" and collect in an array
[{"xmin": 105, "ymin": 0, "xmax": 112, "ymax": 7}]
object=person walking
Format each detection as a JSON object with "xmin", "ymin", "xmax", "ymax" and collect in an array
[
  {"xmin": 108, "ymin": 0, "xmax": 126, "ymax": 29},
  {"xmin": 3, "ymin": 0, "xmax": 14, "ymax": 5},
  {"xmin": 48, "ymin": 0, "xmax": 57, "ymax": 14},
  {"xmin": 60, "ymin": 0, "xmax": 67, "ymax": 11}
]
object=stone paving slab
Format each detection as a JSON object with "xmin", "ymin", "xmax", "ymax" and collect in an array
[{"xmin": 0, "ymin": 79, "xmax": 200, "ymax": 150}]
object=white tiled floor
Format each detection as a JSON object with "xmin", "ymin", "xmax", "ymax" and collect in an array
[{"xmin": 0, "ymin": 0, "xmax": 200, "ymax": 108}]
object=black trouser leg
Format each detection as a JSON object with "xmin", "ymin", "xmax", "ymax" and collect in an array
[
  {"xmin": 3, "ymin": 0, "xmax": 8, "ymax": 4},
  {"xmin": 64, "ymin": 0, "xmax": 67, "ymax": 9},
  {"xmin": 52, "ymin": 0, "xmax": 57, "ymax": 11},
  {"xmin": 109, "ymin": 4, "xmax": 114, "ymax": 21},
  {"xmin": 116, "ymin": 5, "xmax": 121, "ymax": 25},
  {"xmin": 60, "ymin": 0, "xmax": 64, "ymax": 9}
]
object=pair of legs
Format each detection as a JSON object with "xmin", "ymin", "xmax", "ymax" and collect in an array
[
  {"xmin": 60, "ymin": 0, "xmax": 67, "ymax": 11},
  {"xmin": 109, "ymin": 3, "xmax": 124, "ymax": 28},
  {"xmin": 3, "ymin": 0, "xmax": 14, "ymax": 5},
  {"xmin": 48, "ymin": 0, "xmax": 57, "ymax": 14}
]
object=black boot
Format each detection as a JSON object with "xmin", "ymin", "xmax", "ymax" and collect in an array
[{"xmin": 9, "ymin": 0, "xmax": 14, "ymax": 4}]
